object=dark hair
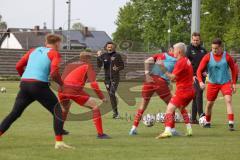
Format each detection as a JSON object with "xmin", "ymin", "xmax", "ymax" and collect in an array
[
  {"xmin": 212, "ymin": 38, "xmax": 222, "ymax": 46},
  {"xmin": 45, "ymin": 34, "xmax": 62, "ymax": 44},
  {"xmin": 104, "ymin": 41, "xmax": 116, "ymax": 48},
  {"xmin": 192, "ymin": 32, "xmax": 201, "ymax": 37}
]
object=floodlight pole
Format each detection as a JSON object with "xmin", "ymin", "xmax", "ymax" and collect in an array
[
  {"xmin": 191, "ymin": 0, "xmax": 201, "ymax": 35},
  {"xmin": 52, "ymin": 0, "xmax": 55, "ymax": 33},
  {"xmin": 66, "ymin": 0, "xmax": 71, "ymax": 50}
]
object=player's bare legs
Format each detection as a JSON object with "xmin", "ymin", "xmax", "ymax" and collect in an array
[
  {"xmin": 224, "ymin": 95, "xmax": 234, "ymax": 131},
  {"xmin": 204, "ymin": 101, "xmax": 214, "ymax": 128},
  {"xmin": 156, "ymin": 103, "xmax": 192, "ymax": 139},
  {"xmin": 129, "ymin": 98, "xmax": 150, "ymax": 135},
  {"xmin": 60, "ymin": 99, "xmax": 71, "ymax": 135},
  {"xmin": 84, "ymin": 97, "xmax": 111, "ymax": 139},
  {"xmin": 178, "ymin": 107, "xmax": 192, "ymax": 136},
  {"xmin": 156, "ymin": 103, "xmax": 176, "ymax": 139}
]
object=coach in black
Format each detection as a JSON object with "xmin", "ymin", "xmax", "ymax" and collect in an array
[
  {"xmin": 97, "ymin": 42, "xmax": 124, "ymax": 119},
  {"xmin": 186, "ymin": 32, "xmax": 207, "ymax": 124}
]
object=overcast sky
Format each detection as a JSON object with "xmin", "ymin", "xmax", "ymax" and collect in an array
[{"xmin": 0, "ymin": 0, "xmax": 129, "ymax": 37}]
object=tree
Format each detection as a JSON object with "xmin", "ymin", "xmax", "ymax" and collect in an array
[
  {"xmin": 112, "ymin": 1, "xmax": 144, "ymax": 51},
  {"xmin": 113, "ymin": 0, "xmax": 192, "ymax": 52},
  {"xmin": 224, "ymin": 0, "xmax": 240, "ymax": 52},
  {"xmin": 0, "ymin": 15, "xmax": 7, "ymax": 39},
  {"xmin": 71, "ymin": 22, "xmax": 84, "ymax": 30},
  {"xmin": 114, "ymin": 0, "xmax": 240, "ymax": 52},
  {"xmin": 200, "ymin": 0, "xmax": 231, "ymax": 50},
  {"xmin": 0, "ymin": 15, "xmax": 7, "ymax": 30}
]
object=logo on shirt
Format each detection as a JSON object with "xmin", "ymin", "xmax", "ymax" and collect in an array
[
  {"xmin": 191, "ymin": 50, "xmax": 196, "ymax": 55},
  {"xmin": 111, "ymin": 57, "xmax": 116, "ymax": 61}
]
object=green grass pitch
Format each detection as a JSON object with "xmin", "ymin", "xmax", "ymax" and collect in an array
[{"xmin": 0, "ymin": 81, "xmax": 240, "ymax": 160}]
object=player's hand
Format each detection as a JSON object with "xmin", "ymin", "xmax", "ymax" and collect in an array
[
  {"xmin": 168, "ymin": 83, "xmax": 173, "ymax": 91},
  {"xmin": 199, "ymin": 82, "xmax": 205, "ymax": 90},
  {"xmin": 232, "ymin": 84, "xmax": 236, "ymax": 94},
  {"xmin": 202, "ymin": 72, "xmax": 208, "ymax": 77},
  {"xmin": 112, "ymin": 65, "xmax": 119, "ymax": 71},
  {"xmin": 97, "ymin": 50, "xmax": 103, "ymax": 57},
  {"xmin": 193, "ymin": 76, "xmax": 197, "ymax": 83},
  {"xmin": 156, "ymin": 60, "xmax": 164, "ymax": 66},
  {"xmin": 145, "ymin": 74, "xmax": 154, "ymax": 83}
]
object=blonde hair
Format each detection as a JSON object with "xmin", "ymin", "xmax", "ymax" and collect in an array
[
  {"xmin": 80, "ymin": 52, "xmax": 92, "ymax": 62},
  {"xmin": 174, "ymin": 42, "xmax": 187, "ymax": 55}
]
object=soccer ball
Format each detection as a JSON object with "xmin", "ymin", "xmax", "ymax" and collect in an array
[
  {"xmin": 199, "ymin": 116, "xmax": 207, "ymax": 127},
  {"xmin": 156, "ymin": 112, "xmax": 165, "ymax": 123},
  {"xmin": 156, "ymin": 113, "xmax": 161, "ymax": 123},
  {"xmin": 174, "ymin": 112, "xmax": 182, "ymax": 122},
  {"xmin": 142, "ymin": 114, "xmax": 155, "ymax": 127},
  {"xmin": 0, "ymin": 87, "xmax": 6, "ymax": 93}
]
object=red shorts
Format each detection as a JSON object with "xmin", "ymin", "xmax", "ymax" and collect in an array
[
  {"xmin": 170, "ymin": 88, "xmax": 195, "ymax": 108},
  {"xmin": 206, "ymin": 82, "xmax": 232, "ymax": 101},
  {"xmin": 142, "ymin": 75, "xmax": 172, "ymax": 103},
  {"xmin": 58, "ymin": 90, "xmax": 90, "ymax": 106}
]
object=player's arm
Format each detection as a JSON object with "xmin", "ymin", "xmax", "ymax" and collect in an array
[
  {"xmin": 226, "ymin": 54, "xmax": 237, "ymax": 93},
  {"xmin": 87, "ymin": 65, "xmax": 105, "ymax": 100},
  {"xmin": 115, "ymin": 54, "xmax": 124, "ymax": 71},
  {"xmin": 235, "ymin": 64, "xmax": 239, "ymax": 82},
  {"xmin": 227, "ymin": 54, "xmax": 237, "ymax": 84},
  {"xmin": 165, "ymin": 72, "xmax": 176, "ymax": 81},
  {"xmin": 15, "ymin": 49, "xmax": 34, "ymax": 76},
  {"xmin": 197, "ymin": 54, "xmax": 210, "ymax": 89},
  {"xmin": 165, "ymin": 59, "xmax": 187, "ymax": 82},
  {"xmin": 48, "ymin": 50, "xmax": 63, "ymax": 86},
  {"xmin": 112, "ymin": 54, "xmax": 124, "ymax": 72},
  {"xmin": 144, "ymin": 56, "xmax": 155, "ymax": 82}
]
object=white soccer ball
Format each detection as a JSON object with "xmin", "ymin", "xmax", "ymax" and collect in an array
[
  {"xmin": 156, "ymin": 112, "xmax": 166, "ymax": 123},
  {"xmin": 0, "ymin": 87, "xmax": 6, "ymax": 93},
  {"xmin": 142, "ymin": 114, "xmax": 155, "ymax": 127},
  {"xmin": 156, "ymin": 113, "xmax": 161, "ymax": 123},
  {"xmin": 174, "ymin": 112, "xmax": 182, "ymax": 123},
  {"xmin": 199, "ymin": 116, "xmax": 207, "ymax": 127}
]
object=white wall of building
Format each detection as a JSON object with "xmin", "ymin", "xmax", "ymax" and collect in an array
[{"xmin": 1, "ymin": 33, "xmax": 23, "ymax": 49}]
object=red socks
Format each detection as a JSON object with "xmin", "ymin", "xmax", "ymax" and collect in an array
[
  {"xmin": 55, "ymin": 135, "xmax": 63, "ymax": 141},
  {"xmin": 93, "ymin": 108, "xmax": 103, "ymax": 135},
  {"xmin": 206, "ymin": 114, "xmax": 211, "ymax": 123},
  {"xmin": 133, "ymin": 109, "xmax": 144, "ymax": 127},
  {"xmin": 228, "ymin": 114, "xmax": 234, "ymax": 124},
  {"xmin": 171, "ymin": 112, "xmax": 175, "ymax": 128},
  {"xmin": 165, "ymin": 113, "xmax": 174, "ymax": 128},
  {"xmin": 181, "ymin": 109, "xmax": 190, "ymax": 124},
  {"xmin": 205, "ymin": 114, "xmax": 234, "ymax": 124}
]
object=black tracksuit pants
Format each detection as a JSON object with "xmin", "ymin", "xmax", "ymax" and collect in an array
[
  {"xmin": 191, "ymin": 79, "xmax": 204, "ymax": 121},
  {"xmin": 104, "ymin": 79, "xmax": 119, "ymax": 115},
  {"xmin": 0, "ymin": 81, "xmax": 63, "ymax": 135}
]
